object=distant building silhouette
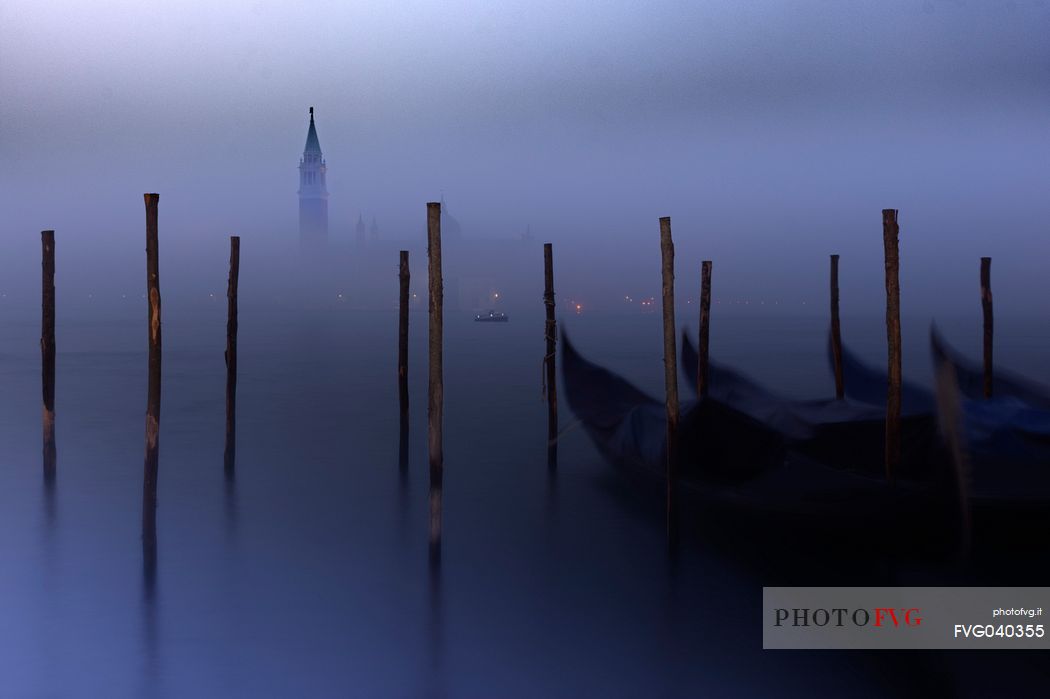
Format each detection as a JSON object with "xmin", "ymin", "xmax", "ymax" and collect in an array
[
  {"xmin": 292, "ymin": 107, "xmax": 537, "ymax": 310},
  {"xmin": 355, "ymin": 213, "xmax": 366, "ymax": 250},
  {"xmin": 298, "ymin": 107, "xmax": 328, "ymax": 255}
]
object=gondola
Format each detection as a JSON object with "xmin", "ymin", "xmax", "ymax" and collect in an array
[
  {"xmin": 562, "ymin": 329, "xmax": 1050, "ymax": 554},
  {"xmin": 930, "ymin": 326, "xmax": 1050, "ymax": 410},
  {"xmin": 820, "ymin": 325, "xmax": 1046, "ymax": 422},
  {"xmin": 826, "ymin": 334, "xmax": 934, "ymax": 414},
  {"xmin": 680, "ymin": 327, "xmax": 1050, "ymax": 499},
  {"xmin": 931, "ymin": 327, "xmax": 1050, "ymax": 492},
  {"xmin": 816, "ymin": 323, "xmax": 1050, "ymax": 476},
  {"xmin": 678, "ymin": 331, "xmax": 945, "ymax": 479},
  {"xmin": 560, "ymin": 331, "xmax": 937, "ymax": 529}
]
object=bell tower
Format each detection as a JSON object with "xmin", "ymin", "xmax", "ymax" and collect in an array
[{"xmin": 298, "ymin": 107, "xmax": 329, "ymax": 255}]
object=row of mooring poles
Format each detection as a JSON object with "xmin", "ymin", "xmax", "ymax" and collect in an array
[
  {"xmin": 657, "ymin": 219, "xmax": 714, "ymax": 538},
  {"xmin": 37, "ymin": 198, "xmax": 242, "ymax": 587},
  {"xmin": 139, "ymin": 197, "xmax": 243, "ymax": 581},
  {"xmin": 652, "ymin": 214, "xmax": 903, "ymax": 501},
  {"xmin": 877, "ymin": 212, "xmax": 994, "ymax": 485},
  {"xmin": 412, "ymin": 208, "xmax": 560, "ymax": 561},
  {"xmin": 879, "ymin": 212, "xmax": 993, "ymax": 480},
  {"xmin": 34, "ymin": 199, "xmax": 999, "ymax": 559}
]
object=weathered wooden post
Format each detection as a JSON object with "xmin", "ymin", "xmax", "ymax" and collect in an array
[
  {"xmin": 143, "ymin": 193, "xmax": 162, "ymax": 564},
  {"xmin": 830, "ymin": 254, "xmax": 844, "ymax": 399},
  {"xmin": 41, "ymin": 230, "xmax": 56, "ymax": 480},
  {"xmin": 224, "ymin": 236, "xmax": 240, "ymax": 473},
  {"xmin": 399, "ymin": 251, "xmax": 410, "ymax": 424},
  {"xmin": 399, "ymin": 250, "xmax": 410, "ymax": 480},
  {"xmin": 980, "ymin": 257, "xmax": 993, "ymax": 399},
  {"xmin": 697, "ymin": 260, "xmax": 712, "ymax": 398},
  {"xmin": 659, "ymin": 217, "xmax": 679, "ymax": 535},
  {"xmin": 543, "ymin": 243, "xmax": 558, "ymax": 469},
  {"xmin": 882, "ymin": 209, "xmax": 901, "ymax": 483},
  {"xmin": 427, "ymin": 202, "xmax": 443, "ymax": 565}
]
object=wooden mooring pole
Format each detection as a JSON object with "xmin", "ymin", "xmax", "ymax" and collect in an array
[
  {"xmin": 543, "ymin": 243, "xmax": 558, "ymax": 469},
  {"xmin": 697, "ymin": 260, "xmax": 712, "ymax": 398},
  {"xmin": 41, "ymin": 230, "xmax": 56, "ymax": 480},
  {"xmin": 142, "ymin": 194, "xmax": 162, "ymax": 566},
  {"xmin": 399, "ymin": 251, "xmax": 410, "ymax": 427},
  {"xmin": 882, "ymin": 209, "xmax": 901, "ymax": 484},
  {"xmin": 399, "ymin": 250, "xmax": 411, "ymax": 479},
  {"xmin": 224, "ymin": 236, "xmax": 240, "ymax": 474},
  {"xmin": 427, "ymin": 202, "xmax": 443, "ymax": 566},
  {"xmin": 659, "ymin": 217, "xmax": 679, "ymax": 536},
  {"xmin": 980, "ymin": 257, "xmax": 993, "ymax": 399},
  {"xmin": 830, "ymin": 254, "xmax": 844, "ymax": 399}
]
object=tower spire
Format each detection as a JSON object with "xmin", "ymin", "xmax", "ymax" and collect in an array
[
  {"xmin": 298, "ymin": 107, "xmax": 328, "ymax": 255},
  {"xmin": 304, "ymin": 107, "xmax": 322, "ymax": 155}
]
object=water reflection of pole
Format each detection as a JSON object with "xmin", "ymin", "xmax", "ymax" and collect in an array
[
  {"xmin": 427, "ymin": 539, "xmax": 444, "ymax": 687},
  {"xmin": 41, "ymin": 230, "xmax": 57, "ymax": 482},
  {"xmin": 224, "ymin": 236, "xmax": 240, "ymax": 475},
  {"xmin": 141, "ymin": 510, "xmax": 160, "ymax": 699},
  {"xmin": 142, "ymin": 193, "xmax": 162, "ymax": 585}
]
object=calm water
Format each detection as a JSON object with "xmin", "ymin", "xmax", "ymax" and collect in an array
[{"xmin": 2, "ymin": 307, "xmax": 1047, "ymax": 697}]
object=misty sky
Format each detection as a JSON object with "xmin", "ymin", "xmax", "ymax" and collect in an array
[{"xmin": 1, "ymin": 1, "xmax": 1048, "ymax": 317}]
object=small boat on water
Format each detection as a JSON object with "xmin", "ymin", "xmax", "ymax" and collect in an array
[{"xmin": 475, "ymin": 309, "xmax": 508, "ymax": 322}]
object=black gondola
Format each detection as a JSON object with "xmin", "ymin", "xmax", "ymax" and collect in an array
[
  {"xmin": 560, "ymin": 331, "xmax": 938, "ymax": 532},
  {"xmin": 562, "ymin": 329, "xmax": 1050, "ymax": 554},
  {"xmin": 679, "ymin": 330, "xmax": 945, "ymax": 479}
]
